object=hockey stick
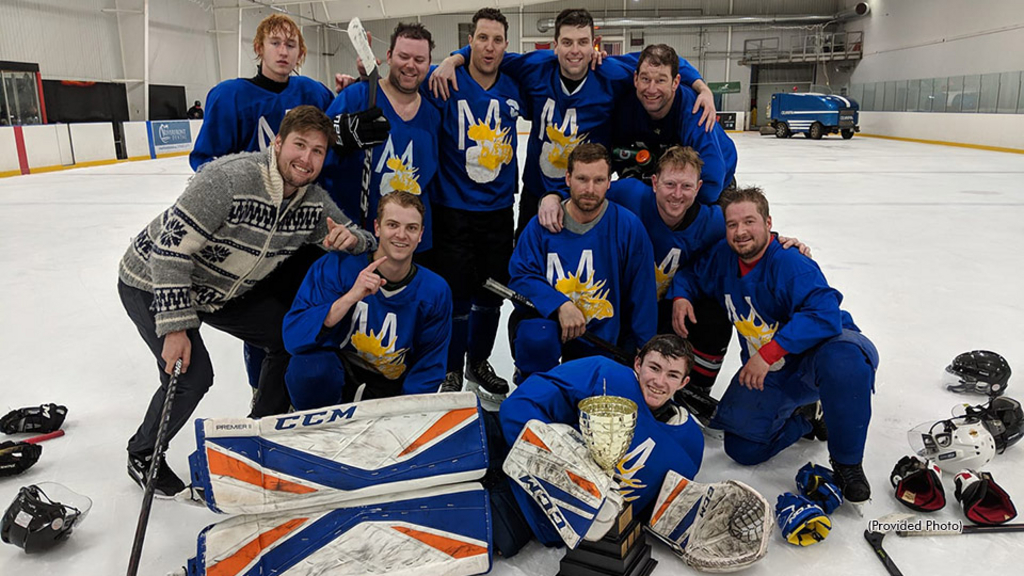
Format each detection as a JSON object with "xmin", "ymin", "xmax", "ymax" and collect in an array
[
  {"xmin": 347, "ymin": 17, "xmax": 379, "ymax": 227},
  {"xmin": 24, "ymin": 429, "xmax": 65, "ymax": 444},
  {"xmin": 864, "ymin": 530, "xmax": 904, "ymax": 576},
  {"xmin": 483, "ymin": 278, "xmax": 719, "ymax": 419},
  {"xmin": 126, "ymin": 359, "xmax": 182, "ymax": 576}
]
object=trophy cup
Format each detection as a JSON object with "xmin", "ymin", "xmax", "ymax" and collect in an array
[{"xmin": 557, "ymin": 384, "xmax": 657, "ymax": 576}]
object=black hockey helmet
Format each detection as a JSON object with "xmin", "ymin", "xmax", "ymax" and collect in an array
[
  {"xmin": 1, "ymin": 483, "xmax": 91, "ymax": 553},
  {"xmin": 944, "ymin": 350, "xmax": 1011, "ymax": 396},
  {"xmin": 963, "ymin": 396, "xmax": 1024, "ymax": 453}
]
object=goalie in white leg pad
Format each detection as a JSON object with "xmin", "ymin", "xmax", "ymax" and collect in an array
[
  {"xmin": 189, "ymin": 392, "xmax": 488, "ymax": 514},
  {"xmin": 648, "ymin": 470, "xmax": 772, "ymax": 573},
  {"xmin": 503, "ymin": 419, "xmax": 622, "ymax": 549}
]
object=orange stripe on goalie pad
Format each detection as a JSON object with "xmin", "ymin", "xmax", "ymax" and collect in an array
[
  {"xmin": 651, "ymin": 477, "xmax": 690, "ymax": 526},
  {"xmin": 566, "ymin": 470, "xmax": 601, "ymax": 499},
  {"xmin": 208, "ymin": 517, "xmax": 306, "ymax": 576},
  {"xmin": 521, "ymin": 427, "xmax": 551, "ymax": 452},
  {"xmin": 207, "ymin": 448, "xmax": 317, "ymax": 494},
  {"xmin": 398, "ymin": 407, "xmax": 477, "ymax": 457},
  {"xmin": 392, "ymin": 526, "xmax": 487, "ymax": 559}
]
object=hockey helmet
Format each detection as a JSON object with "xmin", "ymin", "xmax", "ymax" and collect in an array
[
  {"xmin": 1, "ymin": 482, "xmax": 91, "ymax": 553},
  {"xmin": 944, "ymin": 350, "xmax": 1011, "ymax": 396},
  {"xmin": 960, "ymin": 396, "xmax": 1024, "ymax": 454},
  {"xmin": 908, "ymin": 417, "xmax": 996, "ymax": 473}
]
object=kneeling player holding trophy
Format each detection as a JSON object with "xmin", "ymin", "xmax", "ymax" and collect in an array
[{"xmin": 498, "ymin": 334, "xmax": 772, "ymax": 573}]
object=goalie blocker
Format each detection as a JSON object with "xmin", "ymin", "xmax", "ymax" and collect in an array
[{"xmin": 189, "ymin": 392, "xmax": 489, "ymax": 515}]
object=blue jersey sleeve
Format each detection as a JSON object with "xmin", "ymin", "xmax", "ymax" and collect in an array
[
  {"xmin": 674, "ymin": 87, "xmax": 729, "ymax": 203},
  {"xmin": 770, "ymin": 263, "xmax": 846, "ymax": 355},
  {"xmin": 282, "ymin": 253, "xmax": 348, "ymax": 355},
  {"xmin": 605, "ymin": 178, "xmax": 650, "ymax": 216},
  {"xmin": 190, "ymin": 83, "xmax": 239, "ymax": 170},
  {"xmin": 401, "ymin": 282, "xmax": 453, "ymax": 395},
  {"xmin": 508, "ymin": 221, "xmax": 571, "ymax": 319},
  {"xmin": 666, "ymin": 241, "xmax": 722, "ymax": 302}
]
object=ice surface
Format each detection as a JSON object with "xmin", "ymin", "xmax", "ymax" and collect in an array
[{"xmin": 1, "ymin": 132, "xmax": 1022, "ymax": 574}]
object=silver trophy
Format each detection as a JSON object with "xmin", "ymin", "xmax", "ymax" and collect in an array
[{"xmin": 578, "ymin": 380, "xmax": 638, "ymax": 473}]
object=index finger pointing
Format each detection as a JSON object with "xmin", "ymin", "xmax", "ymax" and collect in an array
[{"xmin": 366, "ymin": 255, "xmax": 388, "ymax": 272}]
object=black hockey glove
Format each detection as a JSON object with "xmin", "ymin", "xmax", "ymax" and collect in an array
[
  {"xmin": 0, "ymin": 441, "xmax": 42, "ymax": 477},
  {"xmin": 955, "ymin": 470, "xmax": 1017, "ymax": 525},
  {"xmin": 890, "ymin": 455, "xmax": 945, "ymax": 512},
  {"xmin": 333, "ymin": 106, "xmax": 390, "ymax": 154},
  {"xmin": 0, "ymin": 404, "xmax": 67, "ymax": 435}
]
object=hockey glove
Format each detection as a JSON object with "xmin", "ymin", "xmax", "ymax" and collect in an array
[
  {"xmin": 776, "ymin": 492, "xmax": 831, "ymax": 546},
  {"xmin": 649, "ymin": 471, "xmax": 772, "ymax": 572},
  {"xmin": 332, "ymin": 106, "xmax": 390, "ymax": 154},
  {"xmin": 0, "ymin": 404, "xmax": 67, "ymax": 434},
  {"xmin": 954, "ymin": 470, "xmax": 1018, "ymax": 525},
  {"xmin": 890, "ymin": 455, "xmax": 945, "ymax": 512},
  {"xmin": 795, "ymin": 462, "xmax": 844, "ymax": 514},
  {"xmin": 0, "ymin": 441, "xmax": 42, "ymax": 476}
]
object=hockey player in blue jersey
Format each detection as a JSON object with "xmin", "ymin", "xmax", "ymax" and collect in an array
[
  {"xmin": 188, "ymin": 14, "xmax": 389, "ymax": 395},
  {"xmin": 430, "ymin": 9, "xmax": 717, "ymax": 239},
  {"xmin": 612, "ymin": 44, "xmax": 738, "ymax": 205},
  {"xmin": 417, "ymin": 8, "xmax": 523, "ymax": 400},
  {"xmin": 668, "ymin": 187, "xmax": 879, "ymax": 502},
  {"xmin": 283, "ymin": 191, "xmax": 452, "ymax": 407},
  {"xmin": 322, "ymin": 23, "xmax": 440, "ymax": 252},
  {"xmin": 492, "ymin": 334, "xmax": 704, "ymax": 556},
  {"xmin": 509, "ymin": 143, "xmax": 657, "ymax": 381}
]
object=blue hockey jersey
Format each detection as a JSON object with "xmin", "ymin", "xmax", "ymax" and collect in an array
[
  {"xmin": 321, "ymin": 82, "xmax": 439, "ymax": 250},
  {"xmin": 509, "ymin": 202, "xmax": 657, "ymax": 351},
  {"xmin": 190, "ymin": 75, "xmax": 333, "ymax": 170},
  {"xmin": 499, "ymin": 356, "xmax": 704, "ymax": 546},
  {"xmin": 668, "ymin": 238, "xmax": 859, "ymax": 370},
  {"xmin": 283, "ymin": 252, "xmax": 453, "ymax": 395},
  {"xmin": 606, "ymin": 178, "xmax": 725, "ymax": 299},
  {"xmin": 612, "ymin": 84, "xmax": 737, "ymax": 204},
  {"xmin": 421, "ymin": 65, "xmax": 523, "ymax": 211}
]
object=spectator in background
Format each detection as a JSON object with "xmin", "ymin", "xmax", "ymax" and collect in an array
[{"xmin": 187, "ymin": 100, "xmax": 204, "ymax": 119}]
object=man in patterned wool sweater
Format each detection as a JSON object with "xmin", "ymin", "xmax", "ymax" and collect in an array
[{"xmin": 117, "ymin": 106, "xmax": 376, "ymax": 498}]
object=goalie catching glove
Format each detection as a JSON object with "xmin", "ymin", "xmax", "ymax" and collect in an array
[
  {"xmin": 0, "ymin": 404, "xmax": 66, "ymax": 435},
  {"xmin": 648, "ymin": 470, "xmax": 772, "ymax": 572},
  {"xmin": 0, "ymin": 441, "xmax": 42, "ymax": 477},
  {"xmin": 332, "ymin": 106, "xmax": 390, "ymax": 154},
  {"xmin": 890, "ymin": 455, "xmax": 945, "ymax": 512},
  {"xmin": 954, "ymin": 470, "xmax": 1018, "ymax": 525},
  {"xmin": 775, "ymin": 493, "xmax": 831, "ymax": 546}
]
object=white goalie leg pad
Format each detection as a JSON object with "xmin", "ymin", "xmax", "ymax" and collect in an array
[
  {"xmin": 189, "ymin": 392, "xmax": 488, "ymax": 514},
  {"xmin": 649, "ymin": 470, "xmax": 773, "ymax": 573},
  {"xmin": 502, "ymin": 419, "xmax": 622, "ymax": 549},
  {"xmin": 185, "ymin": 482, "xmax": 492, "ymax": 576}
]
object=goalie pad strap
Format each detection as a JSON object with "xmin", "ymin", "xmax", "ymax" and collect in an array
[{"xmin": 190, "ymin": 392, "xmax": 488, "ymax": 514}]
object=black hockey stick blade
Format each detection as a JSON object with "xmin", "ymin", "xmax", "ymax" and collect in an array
[
  {"xmin": 127, "ymin": 359, "xmax": 182, "ymax": 576},
  {"xmin": 864, "ymin": 530, "xmax": 904, "ymax": 576}
]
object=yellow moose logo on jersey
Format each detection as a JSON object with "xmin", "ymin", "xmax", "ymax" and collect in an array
[
  {"xmin": 547, "ymin": 250, "xmax": 614, "ymax": 323},
  {"xmin": 539, "ymin": 101, "xmax": 588, "ymax": 179},
  {"xmin": 343, "ymin": 303, "xmax": 408, "ymax": 379},
  {"xmin": 654, "ymin": 249, "xmax": 681, "ymax": 300},
  {"xmin": 724, "ymin": 294, "xmax": 784, "ymax": 370},
  {"xmin": 457, "ymin": 99, "xmax": 513, "ymax": 184},
  {"xmin": 376, "ymin": 138, "xmax": 422, "ymax": 196}
]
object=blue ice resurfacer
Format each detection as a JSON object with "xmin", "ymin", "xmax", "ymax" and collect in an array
[{"xmin": 768, "ymin": 92, "xmax": 860, "ymax": 140}]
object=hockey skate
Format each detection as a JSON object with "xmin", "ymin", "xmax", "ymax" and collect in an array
[{"xmin": 465, "ymin": 359, "xmax": 509, "ymax": 403}]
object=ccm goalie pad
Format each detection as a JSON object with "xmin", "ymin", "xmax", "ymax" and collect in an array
[
  {"xmin": 648, "ymin": 470, "xmax": 772, "ymax": 572},
  {"xmin": 503, "ymin": 420, "xmax": 622, "ymax": 549},
  {"xmin": 190, "ymin": 392, "xmax": 488, "ymax": 514},
  {"xmin": 184, "ymin": 483, "xmax": 491, "ymax": 576}
]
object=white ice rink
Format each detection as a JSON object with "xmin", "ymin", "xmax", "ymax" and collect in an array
[{"xmin": 1, "ymin": 131, "xmax": 1023, "ymax": 575}]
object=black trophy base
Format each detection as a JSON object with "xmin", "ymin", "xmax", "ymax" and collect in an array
[{"xmin": 556, "ymin": 505, "xmax": 657, "ymax": 576}]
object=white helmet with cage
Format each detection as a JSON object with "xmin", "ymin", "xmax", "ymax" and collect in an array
[{"xmin": 908, "ymin": 417, "xmax": 996, "ymax": 473}]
